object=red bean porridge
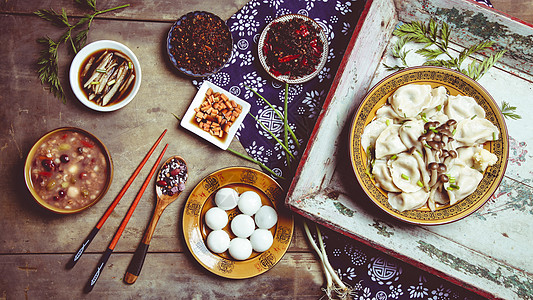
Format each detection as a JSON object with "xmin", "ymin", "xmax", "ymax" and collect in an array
[{"xmin": 30, "ymin": 129, "xmax": 110, "ymax": 210}]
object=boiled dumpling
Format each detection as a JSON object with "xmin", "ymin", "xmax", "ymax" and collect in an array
[
  {"xmin": 399, "ymin": 119, "xmax": 424, "ymax": 149},
  {"xmin": 458, "ymin": 145, "xmax": 497, "ymax": 171},
  {"xmin": 389, "ymin": 84, "xmax": 432, "ymax": 118},
  {"xmin": 361, "ymin": 118, "xmax": 388, "ymax": 153},
  {"xmin": 454, "ymin": 118, "xmax": 499, "ymax": 147},
  {"xmin": 375, "ymin": 105, "xmax": 401, "ymax": 121},
  {"xmin": 388, "ymin": 153, "xmax": 422, "ymax": 193},
  {"xmin": 445, "ymin": 161, "xmax": 484, "ymax": 205},
  {"xmin": 388, "ymin": 189, "xmax": 430, "ymax": 212},
  {"xmin": 372, "ymin": 159, "xmax": 401, "ymax": 192},
  {"xmin": 444, "ymin": 95, "xmax": 485, "ymax": 122},
  {"xmin": 422, "ymin": 86, "xmax": 447, "ymax": 118},
  {"xmin": 375, "ymin": 124, "xmax": 408, "ymax": 159}
]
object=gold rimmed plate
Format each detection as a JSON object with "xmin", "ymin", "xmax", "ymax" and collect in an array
[
  {"xmin": 349, "ymin": 66, "xmax": 509, "ymax": 225},
  {"xmin": 182, "ymin": 167, "xmax": 294, "ymax": 278}
]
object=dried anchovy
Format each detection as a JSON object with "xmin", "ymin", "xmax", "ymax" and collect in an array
[
  {"xmin": 263, "ymin": 18, "xmax": 324, "ymax": 79},
  {"xmin": 169, "ymin": 13, "xmax": 232, "ymax": 75},
  {"xmin": 156, "ymin": 158, "xmax": 188, "ymax": 196}
]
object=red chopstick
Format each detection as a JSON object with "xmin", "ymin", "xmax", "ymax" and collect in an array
[
  {"xmin": 66, "ymin": 129, "xmax": 167, "ymax": 269},
  {"xmin": 85, "ymin": 144, "xmax": 168, "ymax": 293}
]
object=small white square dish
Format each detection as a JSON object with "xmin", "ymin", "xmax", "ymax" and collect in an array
[{"xmin": 181, "ymin": 81, "xmax": 251, "ymax": 150}]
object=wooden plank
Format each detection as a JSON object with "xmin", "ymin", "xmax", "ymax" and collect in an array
[
  {"xmin": 0, "ymin": 253, "xmax": 324, "ymax": 299},
  {"xmin": 494, "ymin": 0, "xmax": 533, "ymax": 24},
  {"xmin": 0, "ymin": 0, "xmax": 249, "ymax": 21}
]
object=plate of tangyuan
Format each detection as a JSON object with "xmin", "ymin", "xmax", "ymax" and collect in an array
[
  {"xmin": 349, "ymin": 66, "xmax": 509, "ymax": 225},
  {"xmin": 182, "ymin": 167, "xmax": 294, "ymax": 278}
]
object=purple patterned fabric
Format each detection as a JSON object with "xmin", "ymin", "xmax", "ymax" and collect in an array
[{"xmin": 192, "ymin": 0, "xmax": 492, "ymax": 298}]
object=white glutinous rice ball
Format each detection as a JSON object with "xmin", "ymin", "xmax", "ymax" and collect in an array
[
  {"xmin": 230, "ymin": 214, "xmax": 255, "ymax": 238},
  {"xmin": 237, "ymin": 191, "xmax": 262, "ymax": 216},
  {"xmin": 254, "ymin": 205, "xmax": 278, "ymax": 229},
  {"xmin": 229, "ymin": 237, "xmax": 253, "ymax": 260},
  {"xmin": 204, "ymin": 207, "xmax": 228, "ymax": 230},
  {"xmin": 206, "ymin": 230, "xmax": 230, "ymax": 254},
  {"xmin": 215, "ymin": 187, "xmax": 239, "ymax": 210},
  {"xmin": 249, "ymin": 229, "xmax": 273, "ymax": 252}
]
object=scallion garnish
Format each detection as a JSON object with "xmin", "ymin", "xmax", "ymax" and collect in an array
[
  {"xmin": 390, "ymin": 154, "xmax": 397, "ymax": 160},
  {"xmin": 417, "ymin": 180, "xmax": 424, "ymax": 187},
  {"xmin": 96, "ymin": 69, "xmax": 107, "ymax": 73},
  {"xmin": 436, "ymin": 105, "xmax": 442, "ymax": 111},
  {"xmin": 90, "ymin": 81, "xmax": 100, "ymax": 85},
  {"xmin": 471, "ymin": 114, "xmax": 477, "ymax": 120},
  {"xmin": 386, "ymin": 119, "xmax": 391, "ymax": 126},
  {"xmin": 401, "ymin": 174, "xmax": 409, "ymax": 180}
]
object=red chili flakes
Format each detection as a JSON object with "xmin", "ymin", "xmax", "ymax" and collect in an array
[{"xmin": 263, "ymin": 17, "xmax": 324, "ymax": 79}]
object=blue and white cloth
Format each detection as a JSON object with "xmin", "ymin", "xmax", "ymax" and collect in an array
[{"xmin": 193, "ymin": 0, "xmax": 491, "ymax": 298}]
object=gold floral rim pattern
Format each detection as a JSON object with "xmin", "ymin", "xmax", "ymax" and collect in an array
[
  {"xmin": 182, "ymin": 167, "xmax": 294, "ymax": 278},
  {"xmin": 349, "ymin": 67, "xmax": 509, "ymax": 225}
]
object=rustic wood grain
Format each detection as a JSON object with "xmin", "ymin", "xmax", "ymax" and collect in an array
[
  {"xmin": 493, "ymin": 0, "xmax": 533, "ymax": 23},
  {"xmin": 0, "ymin": 253, "xmax": 324, "ymax": 299}
]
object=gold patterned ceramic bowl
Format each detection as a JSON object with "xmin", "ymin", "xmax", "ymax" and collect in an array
[
  {"xmin": 349, "ymin": 67, "xmax": 508, "ymax": 225},
  {"xmin": 182, "ymin": 167, "xmax": 294, "ymax": 278}
]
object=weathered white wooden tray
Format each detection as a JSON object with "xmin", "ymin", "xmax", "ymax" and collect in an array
[{"xmin": 286, "ymin": 0, "xmax": 533, "ymax": 299}]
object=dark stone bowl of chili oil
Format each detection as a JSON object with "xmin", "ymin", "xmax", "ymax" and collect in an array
[{"xmin": 166, "ymin": 11, "xmax": 233, "ymax": 77}]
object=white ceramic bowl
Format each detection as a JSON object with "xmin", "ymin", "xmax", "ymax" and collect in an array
[
  {"xmin": 181, "ymin": 81, "xmax": 251, "ymax": 150},
  {"xmin": 69, "ymin": 40, "xmax": 142, "ymax": 112}
]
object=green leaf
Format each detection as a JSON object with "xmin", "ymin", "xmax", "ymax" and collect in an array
[
  {"xmin": 34, "ymin": 9, "xmax": 70, "ymax": 27},
  {"xmin": 501, "ymin": 101, "xmax": 522, "ymax": 120},
  {"xmin": 423, "ymin": 59, "xmax": 456, "ymax": 68},
  {"xmin": 416, "ymin": 48, "xmax": 445, "ymax": 60},
  {"xmin": 383, "ymin": 64, "xmax": 405, "ymax": 71},
  {"xmin": 441, "ymin": 22, "xmax": 450, "ymax": 48}
]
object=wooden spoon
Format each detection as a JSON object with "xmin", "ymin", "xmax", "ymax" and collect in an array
[{"xmin": 124, "ymin": 155, "xmax": 188, "ymax": 284}]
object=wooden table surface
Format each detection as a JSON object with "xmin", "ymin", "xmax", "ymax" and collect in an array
[{"xmin": 0, "ymin": 1, "xmax": 531, "ymax": 299}]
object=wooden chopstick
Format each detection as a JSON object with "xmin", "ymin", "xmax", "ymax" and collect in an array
[
  {"xmin": 84, "ymin": 144, "xmax": 168, "ymax": 293},
  {"xmin": 66, "ymin": 129, "xmax": 167, "ymax": 270}
]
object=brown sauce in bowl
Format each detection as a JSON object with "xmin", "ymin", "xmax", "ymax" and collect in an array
[
  {"xmin": 29, "ymin": 129, "xmax": 111, "ymax": 211},
  {"xmin": 79, "ymin": 49, "xmax": 136, "ymax": 106}
]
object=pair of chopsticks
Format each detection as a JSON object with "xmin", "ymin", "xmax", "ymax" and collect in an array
[{"xmin": 65, "ymin": 129, "xmax": 168, "ymax": 293}]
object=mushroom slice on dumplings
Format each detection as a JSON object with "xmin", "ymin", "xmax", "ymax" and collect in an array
[
  {"xmin": 389, "ymin": 153, "xmax": 423, "ymax": 193},
  {"xmin": 375, "ymin": 124, "xmax": 408, "ymax": 159},
  {"xmin": 454, "ymin": 118, "xmax": 499, "ymax": 147},
  {"xmin": 389, "ymin": 84, "xmax": 432, "ymax": 118},
  {"xmin": 444, "ymin": 95, "xmax": 485, "ymax": 122},
  {"xmin": 372, "ymin": 159, "xmax": 401, "ymax": 192},
  {"xmin": 445, "ymin": 162, "xmax": 484, "ymax": 205},
  {"xmin": 388, "ymin": 189, "xmax": 430, "ymax": 212},
  {"xmin": 361, "ymin": 118, "xmax": 388, "ymax": 153}
]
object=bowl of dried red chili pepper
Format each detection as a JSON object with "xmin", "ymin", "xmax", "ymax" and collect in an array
[
  {"xmin": 258, "ymin": 14, "xmax": 328, "ymax": 84},
  {"xmin": 167, "ymin": 11, "xmax": 233, "ymax": 77}
]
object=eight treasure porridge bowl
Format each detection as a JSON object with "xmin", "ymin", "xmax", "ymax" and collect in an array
[
  {"xmin": 24, "ymin": 127, "xmax": 113, "ymax": 214},
  {"xmin": 349, "ymin": 67, "xmax": 509, "ymax": 225}
]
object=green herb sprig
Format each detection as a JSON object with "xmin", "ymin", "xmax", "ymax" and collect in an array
[
  {"xmin": 35, "ymin": 0, "xmax": 130, "ymax": 102},
  {"xmin": 501, "ymin": 101, "xmax": 522, "ymax": 120},
  {"xmin": 384, "ymin": 19, "xmax": 506, "ymax": 81}
]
